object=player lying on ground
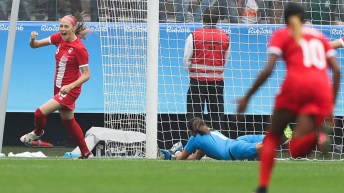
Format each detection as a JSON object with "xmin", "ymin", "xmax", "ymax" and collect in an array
[{"xmin": 160, "ymin": 117, "xmax": 292, "ymax": 160}]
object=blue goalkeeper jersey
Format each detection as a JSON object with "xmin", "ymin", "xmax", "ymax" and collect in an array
[
  {"xmin": 184, "ymin": 131, "xmax": 233, "ymax": 160},
  {"xmin": 184, "ymin": 131, "xmax": 265, "ymax": 160}
]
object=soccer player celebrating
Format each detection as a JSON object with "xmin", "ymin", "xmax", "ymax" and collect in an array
[
  {"xmin": 20, "ymin": 12, "xmax": 92, "ymax": 159},
  {"xmin": 236, "ymin": 2, "xmax": 340, "ymax": 193}
]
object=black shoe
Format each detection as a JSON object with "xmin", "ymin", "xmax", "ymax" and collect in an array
[
  {"xmin": 255, "ymin": 187, "xmax": 267, "ymax": 193},
  {"xmin": 78, "ymin": 152, "xmax": 94, "ymax": 159}
]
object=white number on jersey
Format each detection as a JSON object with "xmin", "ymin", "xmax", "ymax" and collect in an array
[{"xmin": 299, "ymin": 39, "xmax": 326, "ymax": 69}]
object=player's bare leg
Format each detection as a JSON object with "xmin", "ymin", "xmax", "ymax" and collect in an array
[{"xmin": 256, "ymin": 109, "xmax": 294, "ymax": 193}]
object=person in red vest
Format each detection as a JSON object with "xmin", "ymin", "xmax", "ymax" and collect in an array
[{"xmin": 183, "ymin": 6, "xmax": 230, "ymax": 130}]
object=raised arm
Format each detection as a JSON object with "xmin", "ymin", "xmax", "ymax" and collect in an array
[
  {"xmin": 29, "ymin": 31, "xmax": 51, "ymax": 48},
  {"xmin": 330, "ymin": 39, "xmax": 343, "ymax": 49}
]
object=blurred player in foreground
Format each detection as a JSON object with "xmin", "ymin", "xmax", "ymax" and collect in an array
[
  {"xmin": 160, "ymin": 117, "xmax": 292, "ymax": 161},
  {"xmin": 236, "ymin": 2, "xmax": 340, "ymax": 193},
  {"xmin": 20, "ymin": 11, "xmax": 93, "ymax": 159}
]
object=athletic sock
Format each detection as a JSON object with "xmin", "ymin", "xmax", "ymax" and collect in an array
[
  {"xmin": 289, "ymin": 131, "xmax": 317, "ymax": 158},
  {"xmin": 62, "ymin": 118, "xmax": 89, "ymax": 156},
  {"xmin": 33, "ymin": 108, "xmax": 46, "ymax": 135},
  {"xmin": 259, "ymin": 132, "xmax": 281, "ymax": 188}
]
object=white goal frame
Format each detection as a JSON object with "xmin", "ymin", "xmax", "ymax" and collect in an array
[
  {"xmin": 96, "ymin": 0, "xmax": 344, "ymax": 160},
  {"xmin": 0, "ymin": 0, "xmax": 20, "ymax": 154}
]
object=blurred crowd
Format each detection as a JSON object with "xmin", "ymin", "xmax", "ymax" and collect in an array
[
  {"xmin": 0, "ymin": 0, "xmax": 98, "ymax": 21},
  {"xmin": 159, "ymin": 0, "xmax": 343, "ymax": 24},
  {"xmin": 0, "ymin": 0, "xmax": 343, "ymax": 25}
]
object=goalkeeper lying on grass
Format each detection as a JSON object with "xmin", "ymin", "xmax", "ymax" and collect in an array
[{"xmin": 160, "ymin": 117, "xmax": 292, "ymax": 160}]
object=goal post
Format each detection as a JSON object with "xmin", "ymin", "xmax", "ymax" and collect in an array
[
  {"xmin": 145, "ymin": 0, "xmax": 159, "ymax": 159},
  {"xmin": 0, "ymin": 0, "xmax": 20, "ymax": 154},
  {"xmin": 97, "ymin": 0, "xmax": 158, "ymax": 158},
  {"xmin": 96, "ymin": 0, "xmax": 344, "ymax": 160}
]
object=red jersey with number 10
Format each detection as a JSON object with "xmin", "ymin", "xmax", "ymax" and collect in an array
[
  {"xmin": 268, "ymin": 26, "xmax": 335, "ymax": 86},
  {"xmin": 50, "ymin": 33, "xmax": 89, "ymax": 89},
  {"xmin": 268, "ymin": 26, "xmax": 336, "ymax": 123}
]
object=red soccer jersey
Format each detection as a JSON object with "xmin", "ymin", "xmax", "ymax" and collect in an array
[
  {"xmin": 268, "ymin": 26, "xmax": 336, "ymax": 125},
  {"xmin": 268, "ymin": 26, "xmax": 335, "ymax": 85},
  {"xmin": 50, "ymin": 33, "xmax": 89, "ymax": 89}
]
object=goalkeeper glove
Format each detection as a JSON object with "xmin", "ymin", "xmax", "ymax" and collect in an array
[
  {"xmin": 159, "ymin": 149, "xmax": 182, "ymax": 160},
  {"xmin": 160, "ymin": 149, "xmax": 172, "ymax": 160},
  {"xmin": 170, "ymin": 142, "xmax": 183, "ymax": 153}
]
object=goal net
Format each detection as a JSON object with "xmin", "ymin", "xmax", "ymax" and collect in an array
[{"xmin": 97, "ymin": 0, "xmax": 344, "ymax": 160}]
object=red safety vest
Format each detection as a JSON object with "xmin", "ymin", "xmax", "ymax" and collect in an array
[{"xmin": 190, "ymin": 27, "xmax": 230, "ymax": 81}]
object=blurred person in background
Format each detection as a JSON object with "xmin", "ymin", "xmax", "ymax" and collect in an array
[
  {"xmin": 237, "ymin": 0, "xmax": 259, "ymax": 23},
  {"xmin": 193, "ymin": 0, "xmax": 240, "ymax": 23},
  {"xmin": 47, "ymin": 0, "xmax": 82, "ymax": 21},
  {"xmin": 90, "ymin": 0, "xmax": 98, "ymax": 22},
  {"xmin": 0, "ymin": 0, "xmax": 32, "ymax": 21},
  {"xmin": 338, "ymin": 0, "xmax": 344, "ymax": 24}
]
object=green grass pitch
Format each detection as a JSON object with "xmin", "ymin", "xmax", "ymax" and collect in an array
[{"xmin": 0, "ymin": 157, "xmax": 343, "ymax": 193}]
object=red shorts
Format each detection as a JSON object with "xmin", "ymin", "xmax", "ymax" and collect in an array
[
  {"xmin": 53, "ymin": 86, "xmax": 81, "ymax": 111},
  {"xmin": 275, "ymin": 84, "xmax": 333, "ymax": 127}
]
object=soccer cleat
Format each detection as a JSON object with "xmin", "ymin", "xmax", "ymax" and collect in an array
[
  {"xmin": 78, "ymin": 152, "xmax": 94, "ymax": 159},
  {"xmin": 25, "ymin": 139, "xmax": 53, "ymax": 148},
  {"xmin": 20, "ymin": 130, "xmax": 44, "ymax": 143},
  {"xmin": 282, "ymin": 124, "xmax": 293, "ymax": 145},
  {"xmin": 317, "ymin": 123, "xmax": 331, "ymax": 154},
  {"xmin": 254, "ymin": 187, "xmax": 267, "ymax": 193}
]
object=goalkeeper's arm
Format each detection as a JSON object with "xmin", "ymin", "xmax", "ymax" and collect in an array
[
  {"xmin": 186, "ymin": 150, "xmax": 205, "ymax": 160},
  {"xmin": 160, "ymin": 149, "xmax": 205, "ymax": 160},
  {"xmin": 175, "ymin": 149, "xmax": 204, "ymax": 160},
  {"xmin": 174, "ymin": 149, "xmax": 190, "ymax": 160}
]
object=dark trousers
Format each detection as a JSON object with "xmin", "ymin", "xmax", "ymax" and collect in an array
[{"xmin": 186, "ymin": 78, "xmax": 224, "ymax": 130}]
